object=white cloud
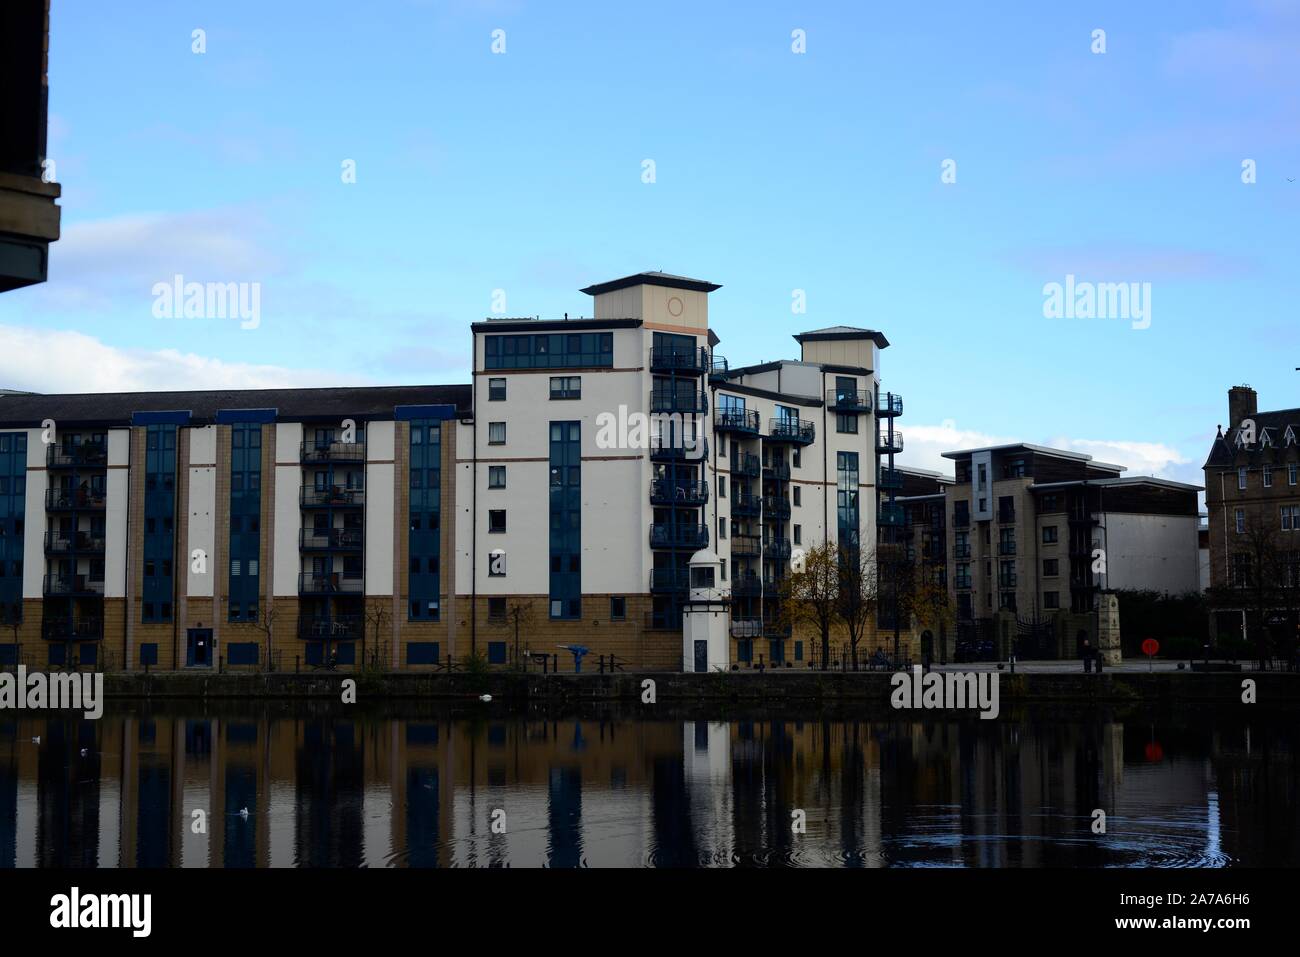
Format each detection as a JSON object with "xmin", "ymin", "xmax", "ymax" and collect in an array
[
  {"xmin": 896, "ymin": 419, "xmax": 1198, "ymax": 485},
  {"xmin": 0, "ymin": 325, "xmax": 368, "ymax": 393}
]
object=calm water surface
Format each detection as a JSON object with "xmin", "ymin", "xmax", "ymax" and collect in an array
[{"xmin": 0, "ymin": 705, "xmax": 1295, "ymax": 867}]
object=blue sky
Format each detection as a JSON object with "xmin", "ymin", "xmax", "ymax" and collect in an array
[{"xmin": 2, "ymin": 0, "xmax": 1297, "ymax": 487}]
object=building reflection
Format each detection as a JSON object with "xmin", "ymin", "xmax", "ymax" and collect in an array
[{"xmin": 0, "ymin": 709, "xmax": 1293, "ymax": 867}]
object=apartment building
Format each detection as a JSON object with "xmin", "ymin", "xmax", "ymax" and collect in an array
[
  {"xmin": 0, "ymin": 0, "xmax": 61, "ymax": 292},
  {"xmin": 0, "ymin": 272, "xmax": 899, "ymax": 671},
  {"xmin": 942, "ymin": 443, "xmax": 1200, "ymax": 657},
  {"xmin": 1203, "ymin": 385, "xmax": 1300, "ymax": 645}
]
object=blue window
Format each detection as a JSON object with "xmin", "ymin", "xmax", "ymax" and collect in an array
[
  {"xmin": 228, "ymin": 423, "xmax": 262, "ymax": 621},
  {"xmin": 794, "ymin": 641, "xmax": 804, "ymax": 662},
  {"xmin": 408, "ymin": 421, "xmax": 441, "ymax": 620},
  {"xmin": 142, "ymin": 424, "xmax": 177, "ymax": 622},
  {"xmin": 549, "ymin": 421, "xmax": 581, "ymax": 619},
  {"xmin": 0, "ymin": 645, "xmax": 16, "ymax": 664},
  {"xmin": 737, "ymin": 639, "xmax": 752, "ymax": 663},
  {"xmin": 837, "ymin": 451, "xmax": 860, "ymax": 553},
  {"xmin": 48, "ymin": 643, "xmax": 66, "ymax": 666},
  {"xmin": 407, "ymin": 642, "xmax": 441, "ymax": 665},
  {"xmin": 487, "ymin": 641, "xmax": 507, "ymax": 664},
  {"xmin": 0, "ymin": 432, "xmax": 27, "ymax": 628},
  {"xmin": 770, "ymin": 640, "xmax": 784, "ymax": 664},
  {"xmin": 226, "ymin": 642, "xmax": 259, "ymax": 666}
]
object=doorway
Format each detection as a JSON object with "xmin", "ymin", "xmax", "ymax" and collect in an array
[{"xmin": 187, "ymin": 628, "xmax": 213, "ymax": 667}]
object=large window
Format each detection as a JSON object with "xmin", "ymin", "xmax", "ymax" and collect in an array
[
  {"xmin": 228, "ymin": 424, "xmax": 261, "ymax": 622},
  {"xmin": 408, "ymin": 420, "xmax": 441, "ymax": 620},
  {"xmin": 549, "ymin": 421, "xmax": 581, "ymax": 619},
  {"xmin": 484, "ymin": 332, "xmax": 613, "ymax": 370},
  {"xmin": 837, "ymin": 451, "xmax": 859, "ymax": 552},
  {"xmin": 142, "ymin": 425, "xmax": 177, "ymax": 622}
]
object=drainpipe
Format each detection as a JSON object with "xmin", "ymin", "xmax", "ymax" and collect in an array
[{"xmin": 470, "ymin": 411, "xmax": 478, "ymax": 658}]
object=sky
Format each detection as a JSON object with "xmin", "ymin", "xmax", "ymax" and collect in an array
[{"xmin": 2, "ymin": 0, "xmax": 1297, "ymax": 492}]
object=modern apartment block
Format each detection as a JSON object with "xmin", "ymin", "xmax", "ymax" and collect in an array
[
  {"xmin": 939, "ymin": 443, "xmax": 1200, "ymax": 658},
  {"xmin": 0, "ymin": 272, "xmax": 900, "ymax": 671},
  {"xmin": 1203, "ymin": 385, "xmax": 1300, "ymax": 645}
]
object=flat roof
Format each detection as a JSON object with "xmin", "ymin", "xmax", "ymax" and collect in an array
[
  {"xmin": 579, "ymin": 271, "xmax": 721, "ymax": 296},
  {"xmin": 1029, "ymin": 476, "xmax": 1203, "ymax": 493},
  {"xmin": 793, "ymin": 326, "xmax": 890, "ymax": 349},
  {"xmin": 942, "ymin": 442, "xmax": 1127, "ymax": 472}
]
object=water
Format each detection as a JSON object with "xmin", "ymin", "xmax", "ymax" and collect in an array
[{"xmin": 0, "ymin": 704, "xmax": 1294, "ymax": 867}]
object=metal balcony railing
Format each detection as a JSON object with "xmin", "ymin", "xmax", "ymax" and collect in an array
[
  {"xmin": 826, "ymin": 389, "xmax": 873, "ymax": 412},
  {"xmin": 878, "ymin": 467, "xmax": 904, "ymax": 490},
  {"xmin": 954, "ymin": 544, "xmax": 972, "ymax": 559},
  {"xmin": 297, "ymin": 615, "xmax": 364, "ymax": 640},
  {"xmin": 298, "ymin": 573, "xmax": 364, "ymax": 595},
  {"xmin": 43, "ymin": 576, "xmax": 105, "ymax": 597},
  {"xmin": 731, "ymin": 573, "xmax": 762, "ymax": 596},
  {"xmin": 649, "ymin": 523, "xmax": 709, "ymax": 549},
  {"xmin": 650, "ymin": 389, "xmax": 708, "ymax": 415},
  {"xmin": 649, "ymin": 479, "xmax": 709, "ymax": 507},
  {"xmin": 42, "ymin": 617, "xmax": 103, "ymax": 640},
  {"xmin": 47, "ymin": 443, "xmax": 108, "ymax": 469},
  {"xmin": 998, "ymin": 541, "xmax": 1017, "ymax": 556},
  {"xmin": 644, "ymin": 610, "xmax": 682, "ymax": 631},
  {"xmin": 877, "ymin": 430, "xmax": 904, "ymax": 454},
  {"xmin": 877, "ymin": 392, "xmax": 903, "ymax": 416},
  {"xmin": 730, "ymin": 618, "xmax": 763, "ymax": 638},
  {"xmin": 879, "ymin": 503, "xmax": 905, "ymax": 526},
  {"xmin": 764, "ymin": 539, "xmax": 792, "ymax": 560},
  {"xmin": 649, "ymin": 345, "xmax": 708, "ymax": 375},
  {"xmin": 300, "ymin": 441, "xmax": 365, "ymax": 464},
  {"xmin": 731, "ymin": 535, "xmax": 761, "ymax": 557},
  {"xmin": 299, "ymin": 528, "xmax": 364, "ymax": 551},
  {"xmin": 731, "ymin": 492, "xmax": 761, "ymax": 516},
  {"xmin": 43, "ymin": 531, "xmax": 106, "ymax": 554},
  {"xmin": 714, "ymin": 408, "xmax": 761, "ymax": 434},
  {"xmin": 762, "ymin": 495, "xmax": 791, "ymax": 518},
  {"xmin": 300, "ymin": 486, "xmax": 365, "ymax": 508},
  {"xmin": 45, "ymin": 488, "xmax": 106, "ymax": 510},
  {"xmin": 763, "ymin": 462, "xmax": 791, "ymax": 481},
  {"xmin": 708, "ymin": 354, "xmax": 730, "ymax": 379},
  {"xmin": 767, "ymin": 418, "xmax": 815, "ymax": 444},
  {"xmin": 649, "ymin": 435, "xmax": 707, "ymax": 461}
]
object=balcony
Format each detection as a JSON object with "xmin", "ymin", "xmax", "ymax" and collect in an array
[
  {"xmin": 877, "ymin": 393, "xmax": 904, "ymax": 417},
  {"xmin": 762, "ymin": 620, "xmax": 793, "ymax": 639},
  {"xmin": 762, "ymin": 495, "xmax": 791, "ymax": 518},
  {"xmin": 47, "ymin": 443, "xmax": 108, "ymax": 469},
  {"xmin": 42, "ymin": 618, "xmax": 103, "ymax": 640},
  {"xmin": 731, "ymin": 492, "xmax": 761, "ymax": 517},
  {"xmin": 649, "ymin": 435, "xmax": 707, "ymax": 462},
  {"xmin": 649, "ymin": 478, "xmax": 709, "ymax": 507},
  {"xmin": 708, "ymin": 354, "xmax": 730, "ymax": 380},
  {"xmin": 43, "ymin": 575, "xmax": 105, "ymax": 598},
  {"xmin": 731, "ymin": 572, "xmax": 762, "ymax": 597},
  {"xmin": 879, "ymin": 503, "xmax": 905, "ymax": 527},
  {"xmin": 878, "ymin": 467, "xmax": 904, "ymax": 490},
  {"xmin": 763, "ymin": 462, "xmax": 791, "ymax": 481},
  {"xmin": 297, "ymin": 615, "xmax": 364, "ymax": 641},
  {"xmin": 644, "ymin": 610, "xmax": 682, "ymax": 631},
  {"xmin": 877, "ymin": 430, "xmax": 904, "ymax": 454},
  {"xmin": 300, "ymin": 486, "xmax": 365, "ymax": 508},
  {"xmin": 298, "ymin": 573, "xmax": 364, "ymax": 595},
  {"xmin": 827, "ymin": 389, "xmax": 873, "ymax": 413},
  {"xmin": 714, "ymin": 408, "xmax": 761, "ymax": 435},
  {"xmin": 764, "ymin": 539, "xmax": 792, "ymax": 561},
  {"xmin": 649, "ymin": 567, "xmax": 689, "ymax": 592},
  {"xmin": 45, "ymin": 488, "xmax": 106, "ymax": 511},
  {"xmin": 649, "ymin": 523, "xmax": 709, "ymax": 550},
  {"xmin": 767, "ymin": 418, "xmax": 815, "ymax": 445},
  {"xmin": 731, "ymin": 535, "xmax": 761, "ymax": 557},
  {"xmin": 44, "ymin": 531, "xmax": 106, "ymax": 555},
  {"xmin": 731, "ymin": 618, "xmax": 763, "ymax": 638},
  {"xmin": 300, "ymin": 441, "xmax": 365, "ymax": 465},
  {"xmin": 650, "ymin": 345, "xmax": 708, "ymax": 375},
  {"xmin": 650, "ymin": 389, "xmax": 708, "ymax": 415},
  {"xmin": 300, "ymin": 528, "xmax": 364, "ymax": 551},
  {"xmin": 998, "ymin": 540, "xmax": 1017, "ymax": 556},
  {"xmin": 731, "ymin": 452, "xmax": 760, "ymax": 477},
  {"xmin": 954, "ymin": 544, "xmax": 972, "ymax": 559}
]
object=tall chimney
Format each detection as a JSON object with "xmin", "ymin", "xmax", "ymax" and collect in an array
[{"xmin": 1228, "ymin": 385, "xmax": 1257, "ymax": 429}]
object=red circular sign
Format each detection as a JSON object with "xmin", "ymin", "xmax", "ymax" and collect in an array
[{"xmin": 1142, "ymin": 638, "xmax": 1159, "ymax": 657}]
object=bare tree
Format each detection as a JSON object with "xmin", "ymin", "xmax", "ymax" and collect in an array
[
  {"xmin": 780, "ymin": 541, "xmax": 840, "ymax": 670},
  {"xmin": 364, "ymin": 602, "xmax": 392, "ymax": 671},
  {"xmin": 253, "ymin": 606, "xmax": 277, "ymax": 672},
  {"xmin": 837, "ymin": 545, "xmax": 878, "ymax": 670},
  {"xmin": 496, "ymin": 599, "xmax": 535, "ymax": 670},
  {"xmin": 1237, "ymin": 508, "xmax": 1283, "ymax": 668}
]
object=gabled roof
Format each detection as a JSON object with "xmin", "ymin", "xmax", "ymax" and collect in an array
[
  {"xmin": 792, "ymin": 326, "xmax": 890, "ymax": 349},
  {"xmin": 1204, "ymin": 407, "xmax": 1300, "ymax": 468},
  {"xmin": 579, "ymin": 271, "xmax": 721, "ymax": 296}
]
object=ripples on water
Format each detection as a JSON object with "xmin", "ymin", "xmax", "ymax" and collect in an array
[{"xmin": 0, "ymin": 709, "xmax": 1293, "ymax": 867}]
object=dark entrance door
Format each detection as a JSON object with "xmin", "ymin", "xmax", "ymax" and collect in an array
[
  {"xmin": 187, "ymin": 628, "xmax": 213, "ymax": 667},
  {"xmin": 693, "ymin": 639, "xmax": 708, "ymax": 673}
]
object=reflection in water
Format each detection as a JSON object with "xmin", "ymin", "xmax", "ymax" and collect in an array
[{"xmin": 0, "ymin": 708, "xmax": 1295, "ymax": 868}]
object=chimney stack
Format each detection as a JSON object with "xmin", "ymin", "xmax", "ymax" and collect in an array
[{"xmin": 1228, "ymin": 385, "xmax": 1257, "ymax": 429}]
